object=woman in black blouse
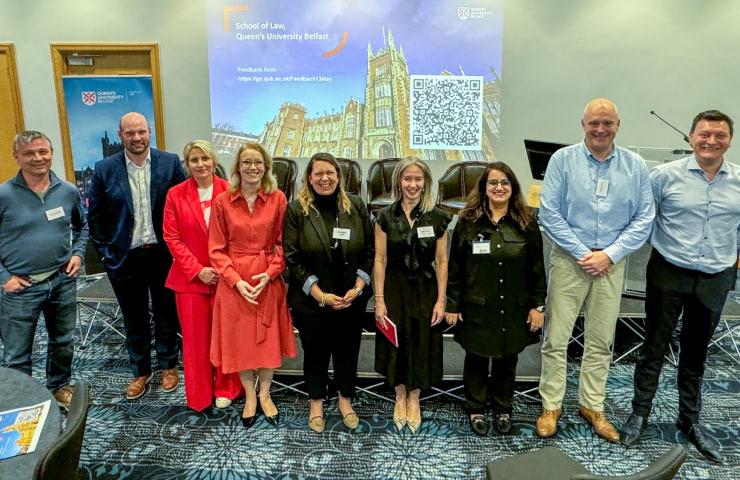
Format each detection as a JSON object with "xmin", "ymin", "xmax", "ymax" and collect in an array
[
  {"xmin": 445, "ymin": 162, "xmax": 546, "ymax": 436},
  {"xmin": 283, "ymin": 152, "xmax": 374, "ymax": 433},
  {"xmin": 373, "ymin": 157, "xmax": 450, "ymax": 433}
]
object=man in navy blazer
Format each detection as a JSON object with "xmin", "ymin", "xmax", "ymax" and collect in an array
[{"xmin": 88, "ymin": 112, "xmax": 186, "ymax": 399}]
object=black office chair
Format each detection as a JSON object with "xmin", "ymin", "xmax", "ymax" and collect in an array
[
  {"xmin": 273, "ymin": 157, "xmax": 299, "ymax": 201},
  {"xmin": 335, "ymin": 157, "xmax": 363, "ymax": 196},
  {"xmin": 436, "ymin": 161, "xmax": 489, "ymax": 215},
  {"xmin": 33, "ymin": 381, "xmax": 91, "ymax": 480},
  {"xmin": 214, "ymin": 162, "xmax": 227, "ymax": 180},
  {"xmin": 485, "ymin": 445, "xmax": 687, "ymax": 480},
  {"xmin": 366, "ymin": 158, "xmax": 401, "ymax": 215}
]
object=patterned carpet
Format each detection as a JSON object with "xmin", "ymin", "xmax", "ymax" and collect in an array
[{"xmin": 3, "ymin": 278, "xmax": 739, "ymax": 479}]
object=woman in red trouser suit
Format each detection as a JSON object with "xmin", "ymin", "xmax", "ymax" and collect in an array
[{"xmin": 163, "ymin": 140, "xmax": 242, "ymax": 411}]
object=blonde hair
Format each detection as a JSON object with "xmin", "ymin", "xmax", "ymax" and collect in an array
[
  {"xmin": 392, "ymin": 156, "xmax": 434, "ymax": 213},
  {"xmin": 228, "ymin": 142, "xmax": 277, "ymax": 194},
  {"xmin": 182, "ymin": 140, "xmax": 216, "ymax": 178},
  {"xmin": 297, "ymin": 152, "xmax": 352, "ymax": 216}
]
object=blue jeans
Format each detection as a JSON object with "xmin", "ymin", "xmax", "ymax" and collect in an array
[{"xmin": 0, "ymin": 271, "xmax": 77, "ymax": 390}]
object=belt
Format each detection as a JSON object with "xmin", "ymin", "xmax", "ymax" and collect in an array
[
  {"xmin": 590, "ymin": 248, "xmax": 603, "ymax": 252},
  {"xmin": 132, "ymin": 243, "xmax": 158, "ymax": 250},
  {"xmin": 651, "ymin": 249, "xmax": 730, "ymax": 279}
]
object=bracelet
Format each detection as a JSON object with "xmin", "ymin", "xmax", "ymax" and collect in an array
[
  {"xmin": 374, "ymin": 294, "xmax": 384, "ymax": 297},
  {"xmin": 319, "ymin": 292, "xmax": 327, "ymax": 307},
  {"xmin": 353, "ymin": 286, "xmax": 363, "ymax": 295}
]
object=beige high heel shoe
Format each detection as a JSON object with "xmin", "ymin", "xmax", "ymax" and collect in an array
[
  {"xmin": 406, "ymin": 398, "xmax": 422, "ymax": 434},
  {"xmin": 393, "ymin": 400, "xmax": 407, "ymax": 431}
]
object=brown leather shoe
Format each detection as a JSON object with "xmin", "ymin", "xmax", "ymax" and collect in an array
[
  {"xmin": 536, "ymin": 408, "xmax": 562, "ymax": 438},
  {"xmin": 161, "ymin": 368, "xmax": 179, "ymax": 392},
  {"xmin": 126, "ymin": 373, "xmax": 154, "ymax": 400},
  {"xmin": 579, "ymin": 406, "xmax": 620, "ymax": 442},
  {"xmin": 53, "ymin": 384, "xmax": 74, "ymax": 410}
]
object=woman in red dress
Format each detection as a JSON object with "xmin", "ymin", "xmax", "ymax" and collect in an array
[
  {"xmin": 163, "ymin": 140, "xmax": 242, "ymax": 412},
  {"xmin": 209, "ymin": 142, "xmax": 296, "ymax": 429}
]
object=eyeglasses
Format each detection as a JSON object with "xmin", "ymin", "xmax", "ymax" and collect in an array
[
  {"xmin": 241, "ymin": 160, "xmax": 265, "ymax": 168},
  {"xmin": 487, "ymin": 179, "xmax": 511, "ymax": 188}
]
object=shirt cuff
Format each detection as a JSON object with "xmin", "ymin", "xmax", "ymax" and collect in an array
[
  {"xmin": 602, "ymin": 246, "xmax": 621, "ymax": 265},
  {"xmin": 302, "ymin": 275, "xmax": 318, "ymax": 295},
  {"xmin": 356, "ymin": 269, "xmax": 371, "ymax": 286}
]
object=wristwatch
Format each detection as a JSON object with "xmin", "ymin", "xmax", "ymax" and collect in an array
[{"xmin": 535, "ymin": 305, "xmax": 546, "ymax": 313}]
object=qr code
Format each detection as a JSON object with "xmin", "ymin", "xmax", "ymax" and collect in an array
[{"xmin": 409, "ymin": 75, "xmax": 483, "ymax": 150}]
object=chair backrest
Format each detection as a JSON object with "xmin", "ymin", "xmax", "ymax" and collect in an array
[
  {"xmin": 436, "ymin": 161, "xmax": 489, "ymax": 214},
  {"xmin": 571, "ymin": 445, "xmax": 687, "ymax": 480},
  {"xmin": 366, "ymin": 158, "xmax": 401, "ymax": 214},
  {"xmin": 366, "ymin": 158, "xmax": 401, "ymax": 200},
  {"xmin": 33, "ymin": 381, "xmax": 91, "ymax": 480},
  {"xmin": 214, "ymin": 162, "xmax": 227, "ymax": 180},
  {"xmin": 272, "ymin": 157, "xmax": 299, "ymax": 201},
  {"xmin": 335, "ymin": 157, "xmax": 363, "ymax": 196}
]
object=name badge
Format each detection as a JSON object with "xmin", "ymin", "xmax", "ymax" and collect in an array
[
  {"xmin": 45, "ymin": 206, "xmax": 65, "ymax": 221},
  {"xmin": 595, "ymin": 179, "xmax": 609, "ymax": 197},
  {"xmin": 417, "ymin": 226, "xmax": 435, "ymax": 238},
  {"xmin": 332, "ymin": 227, "xmax": 351, "ymax": 240},
  {"xmin": 472, "ymin": 240, "xmax": 490, "ymax": 255}
]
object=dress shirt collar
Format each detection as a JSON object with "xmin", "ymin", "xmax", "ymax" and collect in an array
[
  {"xmin": 581, "ymin": 141, "xmax": 616, "ymax": 164},
  {"xmin": 230, "ymin": 187, "xmax": 267, "ymax": 203},
  {"xmin": 687, "ymin": 154, "xmax": 729, "ymax": 176},
  {"xmin": 124, "ymin": 149, "xmax": 151, "ymax": 168}
]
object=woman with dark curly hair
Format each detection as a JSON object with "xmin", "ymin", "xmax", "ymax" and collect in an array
[{"xmin": 445, "ymin": 162, "xmax": 546, "ymax": 436}]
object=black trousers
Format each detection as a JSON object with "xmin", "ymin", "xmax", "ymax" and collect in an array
[
  {"xmin": 463, "ymin": 351, "xmax": 518, "ymax": 415},
  {"xmin": 632, "ymin": 251, "xmax": 735, "ymax": 424},
  {"xmin": 107, "ymin": 246, "xmax": 179, "ymax": 377},
  {"xmin": 293, "ymin": 308, "xmax": 363, "ymax": 400}
]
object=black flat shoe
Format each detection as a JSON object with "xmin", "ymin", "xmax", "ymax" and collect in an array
[
  {"xmin": 241, "ymin": 416, "xmax": 256, "ymax": 430},
  {"xmin": 265, "ymin": 413, "xmax": 280, "ymax": 427},
  {"xmin": 494, "ymin": 413, "xmax": 512, "ymax": 434},
  {"xmin": 621, "ymin": 413, "xmax": 647, "ymax": 448},
  {"xmin": 469, "ymin": 415, "xmax": 488, "ymax": 436},
  {"xmin": 676, "ymin": 420, "xmax": 724, "ymax": 464}
]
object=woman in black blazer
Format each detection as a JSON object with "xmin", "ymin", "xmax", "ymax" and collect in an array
[
  {"xmin": 283, "ymin": 152, "xmax": 374, "ymax": 433},
  {"xmin": 445, "ymin": 162, "xmax": 546, "ymax": 436}
]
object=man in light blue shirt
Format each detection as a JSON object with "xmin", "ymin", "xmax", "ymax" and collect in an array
[
  {"xmin": 536, "ymin": 98, "xmax": 655, "ymax": 442},
  {"xmin": 621, "ymin": 110, "xmax": 739, "ymax": 463}
]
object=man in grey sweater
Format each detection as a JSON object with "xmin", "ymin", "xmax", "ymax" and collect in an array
[{"xmin": 0, "ymin": 131, "xmax": 88, "ymax": 408}]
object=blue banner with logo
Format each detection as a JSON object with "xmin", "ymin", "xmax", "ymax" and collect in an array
[{"xmin": 62, "ymin": 75, "xmax": 156, "ymax": 207}]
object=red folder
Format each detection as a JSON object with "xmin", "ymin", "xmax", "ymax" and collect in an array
[{"xmin": 376, "ymin": 315, "xmax": 399, "ymax": 347}]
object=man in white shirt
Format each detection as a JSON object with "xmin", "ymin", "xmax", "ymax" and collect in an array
[{"xmin": 88, "ymin": 112, "xmax": 185, "ymax": 399}]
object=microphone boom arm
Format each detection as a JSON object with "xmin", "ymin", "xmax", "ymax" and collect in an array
[{"xmin": 650, "ymin": 110, "xmax": 691, "ymax": 144}]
